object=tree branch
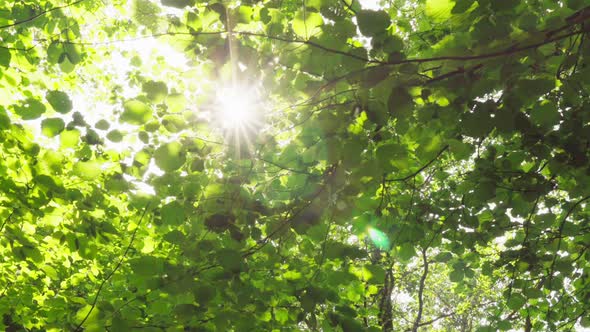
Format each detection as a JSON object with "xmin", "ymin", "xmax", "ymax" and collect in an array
[
  {"xmin": 0, "ymin": 209, "xmax": 16, "ymax": 233},
  {"xmin": 545, "ymin": 195, "xmax": 590, "ymax": 321},
  {"xmin": 388, "ymin": 27, "xmax": 588, "ymax": 65},
  {"xmin": 55, "ymin": 24, "xmax": 588, "ymax": 71},
  {"xmin": 412, "ymin": 248, "xmax": 429, "ymax": 332}
]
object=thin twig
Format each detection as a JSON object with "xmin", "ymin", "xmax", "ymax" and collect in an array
[
  {"xmin": 74, "ymin": 203, "xmax": 151, "ymax": 331},
  {"xmin": 386, "ymin": 145, "xmax": 449, "ymax": 182},
  {"xmin": 0, "ymin": 0, "xmax": 89, "ymax": 30}
]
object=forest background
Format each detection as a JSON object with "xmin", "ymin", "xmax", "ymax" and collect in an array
[{"xmin": 0, "ymin": 0, "xmax": 589, "ymax": 331}]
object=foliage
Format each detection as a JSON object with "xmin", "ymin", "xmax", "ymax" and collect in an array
[{"xmin": 0, "ymin": 0, "xmax": 589, "ymax": 331}]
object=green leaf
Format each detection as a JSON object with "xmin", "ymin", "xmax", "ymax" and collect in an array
[
  {"xmin": 362, "ymin": 265, "xmax": 384, "ymax": 284},
  {"xmin": 497, "ymin": 320, "xmax": 512, "ymax": 330},
  {"xmin": 356, "ymin": 10, "xmax": 390, "ymax": 37},
  {"xmin": 425, "ymin": 0, "xmax": 453, "ymax": 22},
  {"xmin": 95, "ymin": 119, "xmax": 110, "ymax": 130},
  {"xmin": 388, "ymin": 87, "xmax": 413, "ymax": 118},
  {"xmin": 566, "ymin": 0, "xmax": 584, "ymax": 9},
  {"xmin": 292, "ymin": 10, "xmax": 323, "ymax": 38},
  {"xmin": 217, "ymin": 249, "xmax": 242, "ymax": 272},
  {"xmin": 449, "ymin": 268, "xmax": 464, "ymax": 282},
  {"xmin": 275, "ymin": 308, "xmax": 289, "ymax": 324},
  {"xmin": 75, "ymin": 305, "xmax": 100, "ymax": 328},
  {"xmin": 205, "ymin": 214, "xmax": 233, "ymax": 232},
  {"xmin": 0, "ymin": 47, "xmax": 11, "ymax": 67},
  {"xmin": 130, "ymin": 256, "xmax": 164, "ymax": 276},
  {"xmin": 163, "ymin": 230, "xmax": 185, "ymax": 244},
  {"xmin": 0, "ymin": 107, "xmax": 11, "ymax": 129},
  {"xmin": 448, "ymin": 139, "xmax": 473, "ymax": 160},
  {"xmin": 154, "ymin": 142, "xmax": 186, "ymax": 172},
  {"xmin": 490, "ymin": 0, "xmax": 519, "ymax": 11},
  {"xmin": 452, "ymin": 0, "xmax": 475, "ymax": 13},
  {"xmin": 41, "ymin": 117, "xmax": 65, "ymax": 137},
  {"xmin": 473, "ymin": 180, "xmax": 496, "ymax": 202},
  {"xmin": 47, "ymin": 41, "xmax": 62, "ymax": 64},
  {"xmin": 111, "ymin": 315, "xmax": 130, "ymax": 331},
  {"xmin": 161, "ymin": 200, "xmax": 186, "ymax": 225},
  {"xmin": 142, "ymin": 80, "xmax": 168, "ymax": 103},
  {"xmin": 283, "ymin": 270, "xmax": 302, "ymax": 280},
  {"xmin": 166, "ymin": 93, "xmax": 186, "ymax": 113},
  {"xmin": 121, "ymin": 99, "xmax": 153, "ymax": 125},
  {"xmin": 161, "ymin": 0, "xmax": 193, "ymax": 8},
  {"xmin": 397, "ymin": 243, "xmax": 415, "ymax": 261},
  {"xmin": 461, "ymin": 111, "xmax": 492, "ymax": 137},
  {"xmin": 162, "ymin": 114, "xmax": 187, "ymax": 133},
  {"xmin": 506, "ymin": 293, "xmax": 526, "ymax": 310},
  {"xmin": 74, "ymin": 161, "xmax": 102, "ymax": 180},
  {"xmin": 516, "ymin": 79, "xmax": 555, "ymax": 103},
  {"xmin": 530, "ymin": 101, "xmax": 560, "ymax": 128},
  {"xmin": 376, "ymin": 143, "xmax": 407, "ymax": 172},
  {"xmin": 13, "ymin": 98, "xmax": 47, "ymax": 120},
  {"xmin": 106, "ymin": 130, "xmax": 123, "ymax": 142},
  {"xmin": 46, "ymin": 90, "xmax": 73, "ymax": 114},
  {"xmin": 64, "ymin": 44, "xmax": 82, "ymax": 64},
  {"xmin": 61, "ymin": 129, "xmax": 80, "ymax": 148},
  {"xmin": 434, "ymin": 252, "xmax": 453, "ymax": 262}
]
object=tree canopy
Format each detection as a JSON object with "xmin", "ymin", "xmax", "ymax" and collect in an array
[{"xmin": 1, "ymin": 0, "xmax": 589, "ymax": 331}]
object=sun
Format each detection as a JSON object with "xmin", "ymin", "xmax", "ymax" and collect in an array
[
  {"xmin": 212, "ymin": 83, "xmax": 265, "ymax": 153},
  {"xmin": 216, "ymin": 86, "xmax": 258, "ymax": 130}
]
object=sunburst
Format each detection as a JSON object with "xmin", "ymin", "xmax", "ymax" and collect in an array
[{"xmin": 212, "ymin": 83, "xmax": 264, "ymax": 157}]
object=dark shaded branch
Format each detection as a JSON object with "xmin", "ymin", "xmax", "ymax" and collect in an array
[
  {"xmin": 54, "ymin": 24, "xmax": 588, "ymax": 69},
  {"xmin": 425, "ymin": 64, "xmax": 484, "ymax": 85}
]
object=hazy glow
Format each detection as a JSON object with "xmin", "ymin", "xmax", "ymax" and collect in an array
[{"xmin": 368, "ymin": 227, "xmax": 390, "ymax": 250}]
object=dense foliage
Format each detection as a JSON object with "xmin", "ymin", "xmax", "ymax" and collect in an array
[{"xmin": 1, "ymin": 0, "xmax": 589, "ymax": 330}]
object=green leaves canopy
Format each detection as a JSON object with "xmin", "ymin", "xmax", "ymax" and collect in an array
[{"xmin": 0, "ymin": 0, "xmax": 589, "ymax": 331}]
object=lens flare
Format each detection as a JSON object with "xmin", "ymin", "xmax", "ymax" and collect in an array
[{"xmin": 368, "ymin": 227, "xmax": 390, "ymax": 250}]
